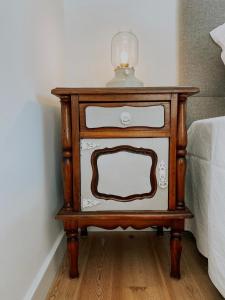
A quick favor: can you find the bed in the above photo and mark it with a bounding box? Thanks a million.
[185,116,225,297]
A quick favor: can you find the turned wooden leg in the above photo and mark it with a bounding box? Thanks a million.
[170,229,182,279]
[66,228,79,278]
[80,227,88,236]
[156,226,164,236]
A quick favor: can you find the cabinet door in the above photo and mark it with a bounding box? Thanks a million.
[80,138,168,211]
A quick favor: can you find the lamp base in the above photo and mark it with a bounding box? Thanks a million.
[106,67,143,87]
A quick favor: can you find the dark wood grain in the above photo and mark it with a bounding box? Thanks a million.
[65,225,79,278]
[80,130,170,139]
[156,226,164,236]
[79,94,171,102]
[57,208,193,218]
[170,219,184,278]
[169,94,178,210]
[71,96,81,211]
[80,227,88,236]
[176,95,188,210]
[51,86,199,96]
[60,96,72,210]
[56,209,193,230]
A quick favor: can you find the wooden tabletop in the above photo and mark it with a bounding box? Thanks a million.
[51,86,200,97]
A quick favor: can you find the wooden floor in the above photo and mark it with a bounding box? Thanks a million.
[46,232,223,300]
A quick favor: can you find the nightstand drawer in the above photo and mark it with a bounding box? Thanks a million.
[80,102,170,130]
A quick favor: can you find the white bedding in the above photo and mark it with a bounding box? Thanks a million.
[185,116,225,297]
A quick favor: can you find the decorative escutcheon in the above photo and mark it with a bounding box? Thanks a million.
[120,111,132,126]
[82,198,101,209]
[80,140,100,151]
[158,160,168,189]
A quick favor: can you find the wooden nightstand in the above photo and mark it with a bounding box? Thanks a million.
[51,87,199,279]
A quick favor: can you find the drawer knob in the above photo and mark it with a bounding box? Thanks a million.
[120,111,132,125]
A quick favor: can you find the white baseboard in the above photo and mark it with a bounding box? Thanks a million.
[24,231,66,300]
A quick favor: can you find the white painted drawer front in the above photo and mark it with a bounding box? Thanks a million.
[85,105,165,128]
[80,138,169,211]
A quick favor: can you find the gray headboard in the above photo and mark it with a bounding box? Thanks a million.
[179,0,225,127]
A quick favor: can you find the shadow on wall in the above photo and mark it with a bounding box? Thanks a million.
[37,95,63,219]
[1,98,62,221]
[0,97,63,300]
[8,97,64,243]
[178,0,225,127]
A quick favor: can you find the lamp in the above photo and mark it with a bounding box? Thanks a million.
[106,31,143,87]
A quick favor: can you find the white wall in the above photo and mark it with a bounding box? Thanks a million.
[64,0,178,87]
[0,1,65,299]
[63,0,178,231]
[0,1,179,298]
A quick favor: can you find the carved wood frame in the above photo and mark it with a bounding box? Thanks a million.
[91,145,158,202]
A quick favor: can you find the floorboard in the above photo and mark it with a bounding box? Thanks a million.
[46,232,223,300]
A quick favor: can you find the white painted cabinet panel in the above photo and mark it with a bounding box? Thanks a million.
[98,152,152,196]
[80,138,168,211]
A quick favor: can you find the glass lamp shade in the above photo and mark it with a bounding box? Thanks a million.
[106,31,143,87]
[111,31,138,69]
